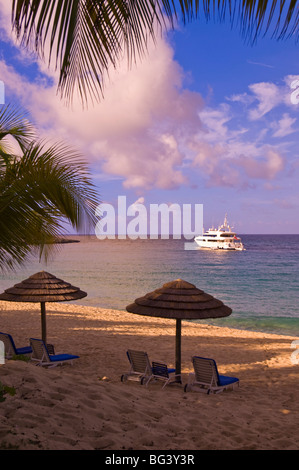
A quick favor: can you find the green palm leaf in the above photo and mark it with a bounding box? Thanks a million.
[0,107,99,271]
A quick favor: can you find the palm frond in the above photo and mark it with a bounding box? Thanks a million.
[11,1,299,105]
[0,137,100,271]
[0,104,36,157]
[228,0,299,42]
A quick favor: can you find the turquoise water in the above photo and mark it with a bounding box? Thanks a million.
[0,234,298,337]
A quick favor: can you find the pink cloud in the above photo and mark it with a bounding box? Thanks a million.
[236,149,285,180]
[190,105,286,187]
[0,34,204,191]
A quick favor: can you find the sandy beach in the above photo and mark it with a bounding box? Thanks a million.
[0,299,299,451]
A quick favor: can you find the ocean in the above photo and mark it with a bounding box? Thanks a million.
[0,234,298,337]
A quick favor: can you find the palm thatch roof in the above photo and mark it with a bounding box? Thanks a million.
[0,271,87,344]
[126,279,232,319]
[0,271,87,303]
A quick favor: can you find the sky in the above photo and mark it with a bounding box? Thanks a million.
[0,2,298,234]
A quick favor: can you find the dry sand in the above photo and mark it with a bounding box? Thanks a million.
[0,300,299,451]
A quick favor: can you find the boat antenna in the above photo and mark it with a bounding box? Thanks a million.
[224,213,228,228]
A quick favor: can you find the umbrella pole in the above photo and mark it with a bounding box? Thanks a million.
[40,302,47,344]
[175,318,182,382]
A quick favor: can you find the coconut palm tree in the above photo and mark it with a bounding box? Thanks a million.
[0,105,99,270]
[11,0,299,105]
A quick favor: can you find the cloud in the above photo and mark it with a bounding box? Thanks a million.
[198,104,232,140]
[226,92,254,106]
[0,47,291,192]
[248,82,282,120]
[0,2,15,39]
[191,140,285,188]
[0,30,204,191]
[271,113,297,138]
[236,149,285,180]
[273,198,295,209]
[227,76,299,119]
[190,104,286,188]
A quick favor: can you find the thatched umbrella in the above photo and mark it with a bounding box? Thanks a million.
[126,279,232,380]
[0,271,87,344]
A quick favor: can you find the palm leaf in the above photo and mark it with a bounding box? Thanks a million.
[0,104,35,159]
[0,139,99,271]
[11,1,299,105]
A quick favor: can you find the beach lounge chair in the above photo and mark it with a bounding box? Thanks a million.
[145,361,181,388]
[30,338,79,367]
[184,356,239,394]
[121,349,152,383]
[0,332,32,359]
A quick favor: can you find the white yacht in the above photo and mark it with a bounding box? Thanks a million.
[194,215,245,251]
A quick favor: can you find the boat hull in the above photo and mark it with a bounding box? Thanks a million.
[194,241,245,251]
[194,237,245,251]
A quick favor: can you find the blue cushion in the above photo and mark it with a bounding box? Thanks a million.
[50,354,79,362]
[218,375,239,386]
[16,346,32,355]
[151,364,176,377]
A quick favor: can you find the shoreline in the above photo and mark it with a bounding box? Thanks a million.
[0,300,299,450]
[74,301,299,339]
